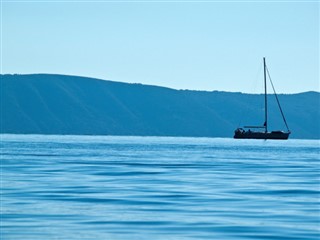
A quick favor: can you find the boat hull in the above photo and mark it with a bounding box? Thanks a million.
[234,131,290,140]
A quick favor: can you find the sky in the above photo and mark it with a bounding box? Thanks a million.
[1,0,319,93]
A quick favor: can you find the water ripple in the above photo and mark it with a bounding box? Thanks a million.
[1,135,319,240]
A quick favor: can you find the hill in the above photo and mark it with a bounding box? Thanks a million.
[1,74,319,139]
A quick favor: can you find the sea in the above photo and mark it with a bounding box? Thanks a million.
[1,134,319,240]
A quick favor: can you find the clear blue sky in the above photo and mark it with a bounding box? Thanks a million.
[1,0,319,93]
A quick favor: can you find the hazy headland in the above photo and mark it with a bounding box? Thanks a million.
[1,74,319,139]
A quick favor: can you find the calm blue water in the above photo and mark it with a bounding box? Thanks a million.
[1,134,319,239]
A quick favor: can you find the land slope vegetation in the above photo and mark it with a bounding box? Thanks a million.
[1,74,319,139]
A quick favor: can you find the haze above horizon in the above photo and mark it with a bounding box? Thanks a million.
[1,1,319,93]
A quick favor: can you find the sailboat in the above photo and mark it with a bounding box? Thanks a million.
[234,58,291,140]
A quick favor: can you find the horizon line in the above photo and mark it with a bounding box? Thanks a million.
[2,72,319,95]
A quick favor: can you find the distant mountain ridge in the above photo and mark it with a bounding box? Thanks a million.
[1,74,319,139]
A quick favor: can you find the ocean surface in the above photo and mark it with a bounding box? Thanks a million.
[1,134,319,240]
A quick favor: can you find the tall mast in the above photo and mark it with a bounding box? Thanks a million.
[264,57,268,133]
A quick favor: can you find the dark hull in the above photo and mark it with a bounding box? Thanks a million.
[234,131,290,140]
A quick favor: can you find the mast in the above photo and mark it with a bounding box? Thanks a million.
[264,57,268,133]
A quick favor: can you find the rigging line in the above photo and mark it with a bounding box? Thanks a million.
[266,66,290,132]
